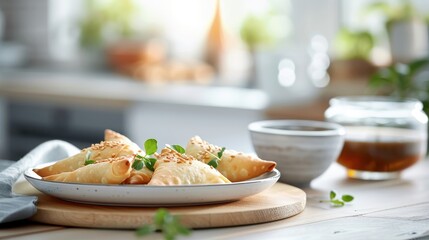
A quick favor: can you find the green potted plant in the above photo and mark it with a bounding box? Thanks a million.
[369,58,429,113]
[369,57,429,151]
[329,28,377,81]
[77,0,137,68]
[79,0,136,48]
[364,0,428,63]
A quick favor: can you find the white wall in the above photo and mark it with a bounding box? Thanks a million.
[290,0,340,53]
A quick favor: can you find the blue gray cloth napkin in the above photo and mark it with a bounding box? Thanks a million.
[0,140,79,224]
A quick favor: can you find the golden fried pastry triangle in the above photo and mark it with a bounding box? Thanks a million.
[148,148,230,185]
[104,129,153,184]
[104,129,141,152]
[43,156,132,184]
[123,167,153,184]
[34,141,140,177]
[185,136,276,182]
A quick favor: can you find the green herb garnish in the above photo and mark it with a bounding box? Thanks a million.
[133,139,158,171]
[321,190,354,207]
[85,160,96,165]
[217,147,225,158]
[144,139,158,155]
[131,158,144,170]
[167,144,185,154]
[136,208,191,240]
[84,150,95,165]
[341,194,354,202]
[134,156,157,171]
[207,159,219,168]
[207,147,226,168]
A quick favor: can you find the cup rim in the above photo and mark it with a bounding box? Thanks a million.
[248,120,345,137]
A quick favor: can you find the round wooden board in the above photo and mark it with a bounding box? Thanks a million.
[15,181,306,229]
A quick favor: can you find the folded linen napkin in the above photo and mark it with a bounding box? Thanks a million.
[0,140,79,224]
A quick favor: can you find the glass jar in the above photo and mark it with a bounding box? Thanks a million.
[325,96,428,180]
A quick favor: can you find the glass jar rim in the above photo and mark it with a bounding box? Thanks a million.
[329,96,423,110]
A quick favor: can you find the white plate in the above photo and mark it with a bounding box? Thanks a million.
[24,163,280,206]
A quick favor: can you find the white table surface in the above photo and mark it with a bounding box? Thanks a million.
[2,159,429,240]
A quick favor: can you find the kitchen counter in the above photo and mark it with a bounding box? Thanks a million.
[0,68,269,110]
[0,68,369,160]
[2,159,429,240]
[0,69,269,159]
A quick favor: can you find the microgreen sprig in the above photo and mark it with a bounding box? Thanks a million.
[132,139,158,171]
[207,147,226,168]
[167,144,186,154]
[84,150,95,165]
[136,208,191,240]
[321,190,354,207]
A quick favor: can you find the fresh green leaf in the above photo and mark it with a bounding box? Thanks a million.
[368,57,429,106]
[170,144,185,154]
[84,151,95,165]
[217,147,226,159]
[154,208,168,227]
[408,58,429,76]
[144,157,157,171]
[84,160,96,166]
[322,191,354,207]
[330,190,336,200]
[133,155,157,171]
[330,199,345,207]
[205,148,226,168]
[144,139,158,155]
[135,225,156,236]
[341,195,354,202]
[163,214,174,227]
[207,159,219,168]
[132,159,144,170]
[133,139,159,171]
[136,208,191,239]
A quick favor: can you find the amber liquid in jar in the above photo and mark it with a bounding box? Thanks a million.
[337,126,426,172]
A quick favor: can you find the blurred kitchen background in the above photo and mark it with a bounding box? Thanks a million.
[1,0,429,160]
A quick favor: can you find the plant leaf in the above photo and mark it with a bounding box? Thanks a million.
[330,190,336,200]
[217,147,226,158]
[408,58,429,77]
[154,208,168,227]
[132,159,144,170]
[144,157,157,171]
[369,75,390,88]
[84,151,95,165]
[135,225,156,236]
[342,195,354,202]
[171,144,185,154]
[84,160,95,166]
[144,139,158,155]
[136,208,191,239]
[330,199,345,207]
[207,159,219,168]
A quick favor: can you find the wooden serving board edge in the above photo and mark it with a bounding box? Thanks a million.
[30,198,306,229]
